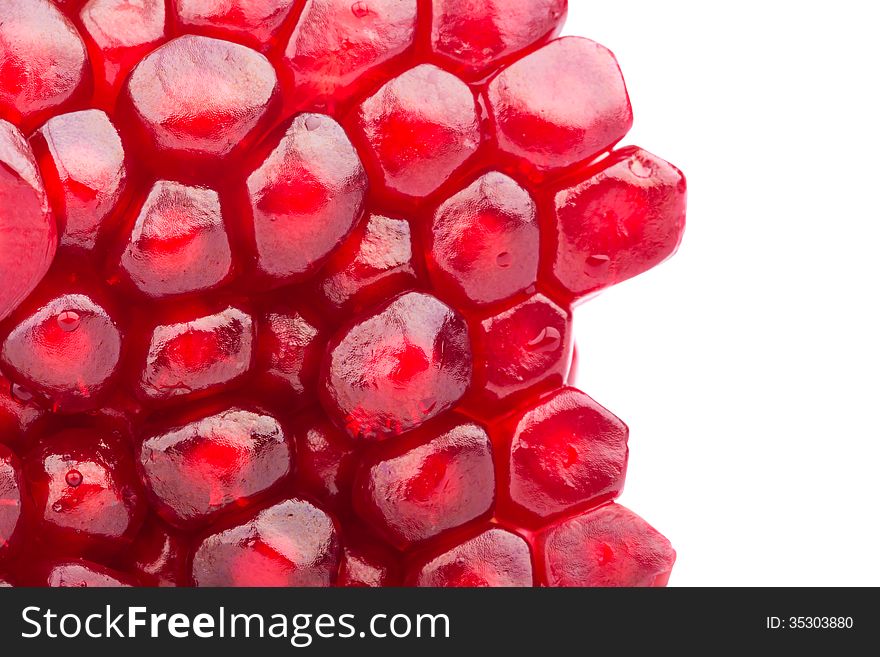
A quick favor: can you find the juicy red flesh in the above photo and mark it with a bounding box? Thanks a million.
[0,121,57,322]
[138,406,291,528]
[117,180,232,298]
[427,172,539,307]
[408,527,533,587]
[505,387,629,525]
[30,110,127,251]
[23,427,146,559]
[191,497,340,586]
[353,419,495,549]
[0,0,684,587]
[321,292,472,440]
[538,503,676,587]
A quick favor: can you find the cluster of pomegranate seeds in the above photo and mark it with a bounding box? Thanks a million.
[0,0,684,587]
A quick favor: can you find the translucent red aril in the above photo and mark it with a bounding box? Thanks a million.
[353,64,481,199]
[283,0,418,109]
[0,446,25,556]
[30,110,127,251]
[174,0,297,48]
[245,113,368,285]
[23,428,146,558]
[316,213,416,317]
[118,181,233,298]
[124,35,278,161]
[338,536,398,587]
[126,517,191,586]
[353,420,495,549]
[321,292,472,440]
[550,147,688,301]
[471,294,572,405]
[138,407,292,528]
[293,410,358,509]
[539,503,676,587]
[486,37,632,174]
[136,306,255,402]
[0,0,89,132]
[0,374,44,446]
[427,171,539,307]
[1,293,122,412]
[0,2,683,587]
[430,0,566,78]
[41,560,138,587]
[408,527,533,587]
[505,388,628,524]
[191,497,340,586]
[255,304,325,404]
[0,121,57,322]
[79,0,167,104]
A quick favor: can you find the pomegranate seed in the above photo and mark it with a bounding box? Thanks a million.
[138,406,292,528]
[192,497,340,586]
[538,503,676,587]
[352,419,495,549]
[408,527,533,587]
[0,121,57,322]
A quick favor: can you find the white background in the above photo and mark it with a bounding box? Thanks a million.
[564,2,880,586]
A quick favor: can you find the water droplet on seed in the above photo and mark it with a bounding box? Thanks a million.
[65,469,83,488]
[57,310,81,332]
[526,327,562,353]
[51,502,64,513]
[628,157,654,179]
[351,1,369,18]
[10,383,34,404]
[496,251,512,268]
[586,254,611,270]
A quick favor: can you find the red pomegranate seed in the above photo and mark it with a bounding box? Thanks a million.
[0,0,90,132]
[504,387,628,525]
[0,374,45,446]
[408,527,533,587]
[283,0,418,110]
[117,180,233,299]
[174,0,298,49]
[352,419,495,549]
[293,409,359,510]
[136,306,255,402]
[321,292,472,440]
[139,406,292,528]
[486,37,632,175]
[0,1,684,587]
[0,121,57,322]
[538,503,676,587]
[1,293,123,412]
[30,110,127,251]
[125,516,191,587]
[470,294,573,407]
[191,497,340,586]
[244,113,367,284]
[315,213,416,317]
[352,64,481,200]
[427,171,540,307]
[23,427,146,558]
[123,35,279,162]
[255,304,326,404]
[549,147,687,302]
[429,0,566,78]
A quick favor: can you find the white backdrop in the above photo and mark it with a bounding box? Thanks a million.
[563,1,880,586]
